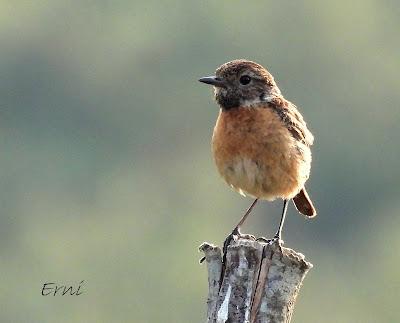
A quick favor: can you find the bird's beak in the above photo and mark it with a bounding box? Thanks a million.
[198,76,226,88]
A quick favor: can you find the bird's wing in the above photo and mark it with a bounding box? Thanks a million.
[268,97,314,146]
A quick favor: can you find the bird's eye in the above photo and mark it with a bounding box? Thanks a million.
[239,75,251,85]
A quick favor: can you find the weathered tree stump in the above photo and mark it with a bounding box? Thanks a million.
[199,237,312,323]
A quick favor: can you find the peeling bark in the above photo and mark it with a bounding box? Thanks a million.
[200,237,312,323]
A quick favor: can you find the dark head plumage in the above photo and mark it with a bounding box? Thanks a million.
[199,59,281,110]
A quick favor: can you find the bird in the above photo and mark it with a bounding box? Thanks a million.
[199,59,316,249]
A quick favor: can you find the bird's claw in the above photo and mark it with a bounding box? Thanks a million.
[223,228,257,259]
[270,236,284,246]
[222,229,239,257]
[256,236,271,243]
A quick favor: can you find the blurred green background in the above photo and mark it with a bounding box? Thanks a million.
[1,1,399,322]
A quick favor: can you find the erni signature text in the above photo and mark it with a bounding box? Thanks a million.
[42,280,84,296]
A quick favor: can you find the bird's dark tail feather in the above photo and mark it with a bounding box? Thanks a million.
[293,188,317,217]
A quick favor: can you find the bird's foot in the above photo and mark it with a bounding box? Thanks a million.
[222,228,239,257]
[256,236,271,243]
[270,234,284,246]
[256,236,284,245]
[222,228,256,258]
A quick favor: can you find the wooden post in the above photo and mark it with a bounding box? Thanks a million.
[199,237,312,323]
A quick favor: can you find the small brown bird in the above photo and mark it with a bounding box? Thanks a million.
[199,59,316,245]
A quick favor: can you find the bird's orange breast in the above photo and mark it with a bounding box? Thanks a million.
[212,106,310,200]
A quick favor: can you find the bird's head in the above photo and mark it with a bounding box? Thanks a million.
[199,59,281,110]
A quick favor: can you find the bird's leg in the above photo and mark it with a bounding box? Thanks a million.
[273,199,289,243]
[222,198,258,257]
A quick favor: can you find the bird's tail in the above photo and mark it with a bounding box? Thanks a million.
[293,188,317,217]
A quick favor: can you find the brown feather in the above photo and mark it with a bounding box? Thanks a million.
[206,59,317,218]
[267,96,314,147]
[292,188,317,217]
[212,106,311,201]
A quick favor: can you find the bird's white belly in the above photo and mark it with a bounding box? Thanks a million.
[222,157,273,200]
[220,155,307,201]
